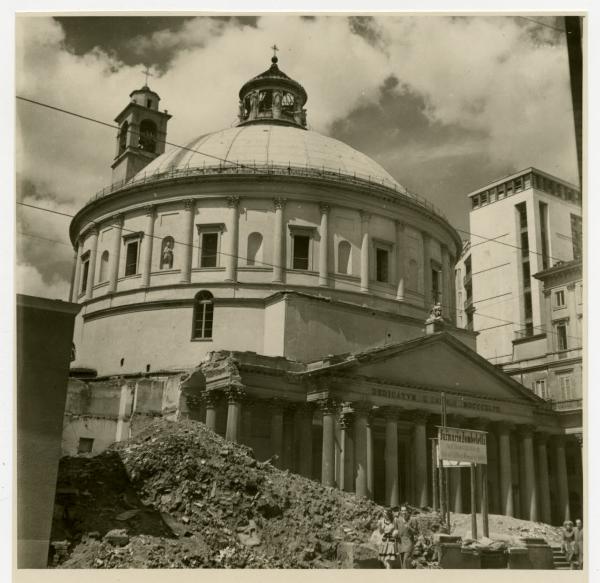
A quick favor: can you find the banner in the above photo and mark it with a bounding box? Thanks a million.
[438,426,487,464]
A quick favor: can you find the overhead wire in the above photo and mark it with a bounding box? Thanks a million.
[17,200,583,344]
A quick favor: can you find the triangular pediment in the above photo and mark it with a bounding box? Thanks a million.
[330,333,541,405]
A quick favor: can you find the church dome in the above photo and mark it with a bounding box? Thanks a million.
[132,123,407,194]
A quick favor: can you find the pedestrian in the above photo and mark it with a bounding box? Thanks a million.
[574,518,583,570]
[561,520,576,567]
[377,508,399,569]
[396,505,418,569]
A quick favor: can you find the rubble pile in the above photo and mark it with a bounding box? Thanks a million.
[51,419,382,568]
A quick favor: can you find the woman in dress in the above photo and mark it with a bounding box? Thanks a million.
[561,520,576,566]
[377,508,399,569]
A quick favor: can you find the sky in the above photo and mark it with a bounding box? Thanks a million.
[14,13,579,300]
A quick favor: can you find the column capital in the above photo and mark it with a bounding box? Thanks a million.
[319,202,330,214]
[404,409,429,425]
[382,407,400,421]
[350,400,373,415]
[183,198,195,211]
[572,433,583,447]
[273,197,287,210]
[339,411,354,431]
[201,389,222,408]
[449,414,468,427]
[84,224,99,238]
[534,431,551,445]
[516,424,536,438]
[394,219,406,231]
[144,204,156,217]
[226,195,240,208]
[317,398,339,416]
[421,231,431,242]
[550,433,567,448]
[225,385,246,404]
[493,420,514,434]
[112,213,124,227]
[268,397,286,412]
[471,417,492,431]
[360,210,371,223]
[566,282,576,291]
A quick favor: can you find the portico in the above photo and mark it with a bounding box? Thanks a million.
[181,331,576,526]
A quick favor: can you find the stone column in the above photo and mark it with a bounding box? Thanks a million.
[384,410,399,507]
[353,403,371,497]
[140,205,155,287]
[71,237,83,301]
[179,199,195,283]
[552,436,571,523]
[318,203,330,287]
[270,399,284,468]
[422,232,431,307]
[535,433,552,524]
[107,214,123,293]
[272,198,286,283]
[225,386,244,443]
[366,412,375,499]
[241,399,253,446]
[340,412,354,492]
[203,391,219,432]
[84,226,99,301]
[360,211,370,293]
[395,221,406,300]
[519,426,538,521]
[320,400,337,487]
[224,196,240,282]
[496,422,514,517]
[297,404,314,479]
[412,411,429,507]
[451,465,463,513]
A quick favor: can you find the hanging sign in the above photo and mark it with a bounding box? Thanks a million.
[437,426,487,464]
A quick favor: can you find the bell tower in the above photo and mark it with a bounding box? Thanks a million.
[111,76,172,185]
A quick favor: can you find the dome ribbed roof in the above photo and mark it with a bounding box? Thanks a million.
[132,124,406,193]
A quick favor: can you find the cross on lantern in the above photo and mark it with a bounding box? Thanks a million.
[271,44,279,58]
[141,67,154,86]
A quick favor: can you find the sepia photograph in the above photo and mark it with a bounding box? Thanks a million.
[13,9,586,575]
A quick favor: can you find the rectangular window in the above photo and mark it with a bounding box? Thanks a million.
[524,174,532,189]
[497,184,505,199]
[522,261,531,282]
[293,235,310,270]
[376,248,389,282]
[506,181,514,196]
[480,192,488,205]
[431,268,441,301]
[125,240,139,276]
[77,437,94,454]
[472,195,479,209]
[524,291,533,319]
[520,231,530,257]
[200,232,219,267]
[556,323,568,351]
[554,290,566,308]
[570,214,582,260]
[516,202,528,229]
[539,201,550,269]
[489,187,497,203]
[514,177,523,192]
[559,374,574,400]
[532,379,548,400]
[80,258,90,294]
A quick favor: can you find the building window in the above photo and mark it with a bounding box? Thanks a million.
[77,437,94,454]
[570,214,582,260]
[480,191,488,205]
[200,233,219,267]
[516,202,528,229]
[539,201,550,269]
[558,374,574,400]
[99,250,109,282]
[556,322,568,351]
[506,181,514,196]
[375,247,390,282]
[524,291,533,319]
[160,236,175,269]
[337,240,351,275]
[247,232,263,266]
[532,379,548,400]
[497,184,505,199]
[524,174,532,189]
[125,240,140,276]
[192,291,214,340]
[472,195,479,209]
[80,252,90,294]
[292,234,310,270]
[431,267,441,302]
[118,121,128,155]
[554,290,566,308]
[514,177,523,193]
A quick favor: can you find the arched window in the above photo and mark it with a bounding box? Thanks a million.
[337,240,351,275]
[407,259,419,291]
[99,250,110,282]
[118,121,128,155]
[160,236,175,269]
[192,291,214,340]
[247,232,263,266]
[139,119,157,153]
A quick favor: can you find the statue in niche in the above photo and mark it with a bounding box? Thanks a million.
[238,100,246,120]
[273,90,282,109]
[426,302,444,323]
[161,240,174,269]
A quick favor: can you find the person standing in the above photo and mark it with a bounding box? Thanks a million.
[574,519,583,570]
[561,520,576,567]
[396,505,418,569]
[377,508,399,569]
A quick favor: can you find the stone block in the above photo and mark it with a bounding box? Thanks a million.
[337,542,382,569]
[508,547,531,569]
[439,543,463,569]
[460,547,481,569]
[480,548,508,569]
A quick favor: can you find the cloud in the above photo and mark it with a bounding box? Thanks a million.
[14,14,579,295]
[15,263,70,300]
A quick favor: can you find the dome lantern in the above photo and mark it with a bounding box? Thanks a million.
[237,48,308,129]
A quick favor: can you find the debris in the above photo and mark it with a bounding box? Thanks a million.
[116,509,140,521]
